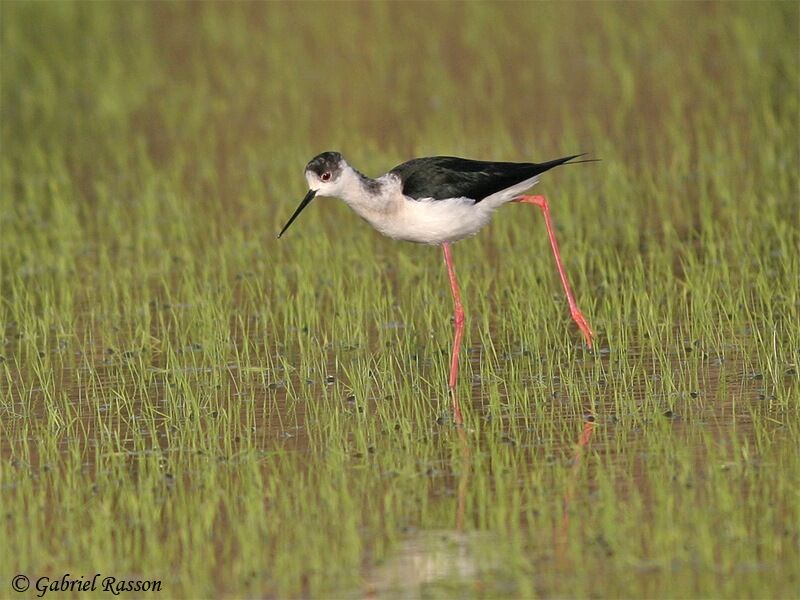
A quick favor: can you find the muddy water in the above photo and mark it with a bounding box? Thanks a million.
[2,330,781,460]
[2,284,794,599]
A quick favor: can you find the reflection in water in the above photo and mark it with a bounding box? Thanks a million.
[363,529,489,599]
[456,427,470,532]
[556,419,595,559]
[364,427,475,598]
[364,421,596,597]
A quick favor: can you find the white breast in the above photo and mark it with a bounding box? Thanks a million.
[336,170,535,245]
[378,197,495,244]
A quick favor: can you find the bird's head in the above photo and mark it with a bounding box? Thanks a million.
[304,151,346,194]
[277,151,350,238]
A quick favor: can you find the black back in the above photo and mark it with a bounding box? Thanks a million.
[390,155,583,202]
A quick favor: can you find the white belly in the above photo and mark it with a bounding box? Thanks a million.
[369,197,496,245]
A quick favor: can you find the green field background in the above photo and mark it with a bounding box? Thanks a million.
[2,2,798,598]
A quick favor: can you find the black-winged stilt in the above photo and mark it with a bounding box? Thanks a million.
[278,152,595,424]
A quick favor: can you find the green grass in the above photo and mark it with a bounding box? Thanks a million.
[1,2,798,598]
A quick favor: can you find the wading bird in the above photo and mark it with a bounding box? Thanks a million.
[278,152,595,424]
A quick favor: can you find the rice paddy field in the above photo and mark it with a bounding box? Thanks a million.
[2,2,799,598]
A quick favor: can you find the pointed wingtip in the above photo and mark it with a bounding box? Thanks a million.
[565,153,601,165]
[537,153,600,172]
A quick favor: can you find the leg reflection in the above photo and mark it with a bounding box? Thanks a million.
[456,427,470,531]
[556,419,595,558]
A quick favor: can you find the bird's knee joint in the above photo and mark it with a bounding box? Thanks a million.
[517,194,547,209]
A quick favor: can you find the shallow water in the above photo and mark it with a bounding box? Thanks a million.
[3,321,795,598]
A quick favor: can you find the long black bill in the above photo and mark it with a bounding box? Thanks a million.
[277,189,317,238]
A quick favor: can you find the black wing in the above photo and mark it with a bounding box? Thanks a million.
[389,155,583,202]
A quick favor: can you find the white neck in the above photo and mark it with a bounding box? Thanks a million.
[334,165,387,209]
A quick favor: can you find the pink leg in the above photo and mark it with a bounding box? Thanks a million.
[515,195,594,348]
[442,242,465,425]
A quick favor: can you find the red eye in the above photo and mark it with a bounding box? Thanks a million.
[321,172,331,182]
